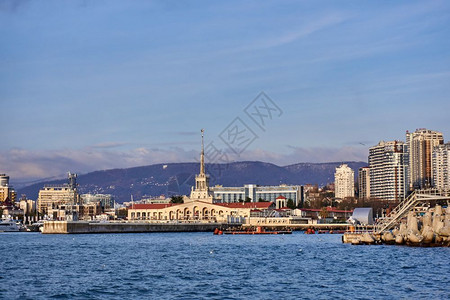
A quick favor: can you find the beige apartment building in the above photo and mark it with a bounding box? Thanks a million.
[358,167,370,199]
[37,173,80,215]
[406,128,444,189]
[38,185,79,215]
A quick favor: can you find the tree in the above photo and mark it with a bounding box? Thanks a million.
[244,197,252,203]
[258,198,268,202]
[286,199,296,210]
[117,208,128,219]
[319,207,329,219]
[170,196,184,204]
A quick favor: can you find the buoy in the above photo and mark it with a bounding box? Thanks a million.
[218,230,223,235]
[213,228,219,235]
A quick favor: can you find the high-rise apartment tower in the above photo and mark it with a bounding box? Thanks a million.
[369,141,407,201]
[334,164,355,199]
[406,129,444,189]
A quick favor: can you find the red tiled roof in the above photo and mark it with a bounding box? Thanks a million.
[217,202,273,209]
[128,203,177,210]
[276,195,286,199]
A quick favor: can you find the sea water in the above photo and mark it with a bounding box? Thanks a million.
[1,232,448,299]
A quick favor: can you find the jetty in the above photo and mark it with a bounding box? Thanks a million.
[343,189,450,246]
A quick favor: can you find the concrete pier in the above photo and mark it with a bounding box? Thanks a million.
[42,221,352,234]
[42,221,229,234]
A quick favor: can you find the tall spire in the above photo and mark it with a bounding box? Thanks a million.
[200,129,205,175]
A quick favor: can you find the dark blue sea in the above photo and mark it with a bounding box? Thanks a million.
[1,232,449,299]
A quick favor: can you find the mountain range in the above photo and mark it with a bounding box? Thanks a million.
[17,161,367,203]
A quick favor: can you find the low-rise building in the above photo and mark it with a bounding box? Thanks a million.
[211,184,304,207]
[19,198,36,215]
[47,203,102,221]
[38,173,80,215]
[128,201,275,222]
[296,207,353,222]
[81,193,114,209]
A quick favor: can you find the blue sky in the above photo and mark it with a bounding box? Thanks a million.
[1,0,450,183]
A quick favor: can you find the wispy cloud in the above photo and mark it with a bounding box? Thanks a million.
[91,142,128,149]
[171,131,198,136]
[0,147,197,182]
[226,13,348,53]
[1,145,368,183]
[0,0,30,13]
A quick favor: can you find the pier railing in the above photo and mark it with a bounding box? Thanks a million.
[374,189,450,234]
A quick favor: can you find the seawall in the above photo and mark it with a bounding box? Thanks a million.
[42,221,352,234]
[42,221,229,234]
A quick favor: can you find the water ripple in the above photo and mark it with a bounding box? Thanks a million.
[1,232,449,299]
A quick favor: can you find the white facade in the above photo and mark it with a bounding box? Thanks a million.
[432,143,450,191]
[211,184,303,207]
[369,141,407,201]
[334,164,354,199]
[81,194,114,208]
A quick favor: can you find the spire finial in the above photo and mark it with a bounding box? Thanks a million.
[200,129,205,175]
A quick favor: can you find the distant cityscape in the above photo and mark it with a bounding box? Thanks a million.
[1,127,449,226]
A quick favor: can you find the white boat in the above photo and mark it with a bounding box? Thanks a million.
[0,219,21,232]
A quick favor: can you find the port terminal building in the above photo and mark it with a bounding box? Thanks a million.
[128,130,308,222]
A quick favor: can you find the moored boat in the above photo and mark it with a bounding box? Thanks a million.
[215,226,292,235]
[0,219,21,232]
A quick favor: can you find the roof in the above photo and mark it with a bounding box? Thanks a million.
[352,207,374,225]
[128,203,177,210]
[216,202,273,209]
[300,207,353,213]
[276,195,286,199]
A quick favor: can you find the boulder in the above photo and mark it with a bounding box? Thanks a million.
[382,231,395,243]
[361,232,375,244]
[407,229,424,244]
[421,225,434,243]
[395,235,404,244]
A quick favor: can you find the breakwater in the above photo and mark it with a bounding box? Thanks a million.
[343,204,450,247]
